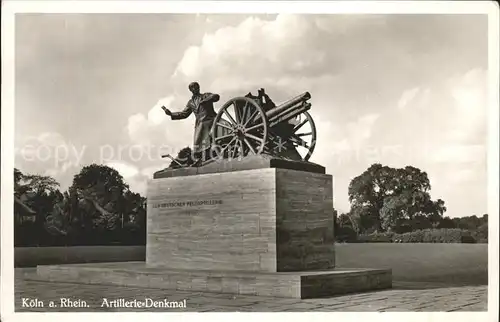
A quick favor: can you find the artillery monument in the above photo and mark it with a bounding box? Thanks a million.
[36,86,392,299]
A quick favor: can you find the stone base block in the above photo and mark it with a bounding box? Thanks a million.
[147,167,335,272]
[36,262,392,299]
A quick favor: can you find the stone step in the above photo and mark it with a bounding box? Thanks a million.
[36,262,392,299]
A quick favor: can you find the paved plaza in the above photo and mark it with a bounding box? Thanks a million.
[14,268,487,312]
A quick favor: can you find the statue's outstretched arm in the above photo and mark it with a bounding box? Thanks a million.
[170,104,192,120]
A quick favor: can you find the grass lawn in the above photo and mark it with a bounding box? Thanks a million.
[14,243,488,288]
[335,243,488,288]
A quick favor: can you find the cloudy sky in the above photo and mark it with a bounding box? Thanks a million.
[15,13,488,217]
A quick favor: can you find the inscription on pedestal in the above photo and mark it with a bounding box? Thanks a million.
[152,199,223,208]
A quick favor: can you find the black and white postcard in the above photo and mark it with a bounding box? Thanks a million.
[1,1,498,322]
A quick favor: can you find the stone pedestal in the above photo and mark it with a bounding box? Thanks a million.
[35,156,392,299]
[147,168,335,272]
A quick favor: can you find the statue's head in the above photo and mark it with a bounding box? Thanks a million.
[188,82,200,95]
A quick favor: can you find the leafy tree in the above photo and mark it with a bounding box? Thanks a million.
[337,213,352,227]
[453,215,482,230]
[476,220,488,242]
[69,164,147,244]
[14,168,37,224]
[438,216,456,229]
[14,168,22,180]
[14,165,148,246]
[335,210,360,242]
[44,191,70,236]
[70,164,129,231]
[72,164,128,194]
[447,214,488,242]
[14,168,60,203]
[21,172,61,233]
[21,174,60,195]
[14,168,62,245]
[122,190,147,245]
[341,210,363,234]
[348,163,446,232]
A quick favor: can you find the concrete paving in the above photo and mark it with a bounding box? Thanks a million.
[14,268,487,312]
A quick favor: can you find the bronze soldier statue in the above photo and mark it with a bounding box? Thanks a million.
[162,82,220,166]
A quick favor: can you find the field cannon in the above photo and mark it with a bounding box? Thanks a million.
[209,88,317,162]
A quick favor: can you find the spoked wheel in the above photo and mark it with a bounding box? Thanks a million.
[210,97,269,160]
[286,111,317,161]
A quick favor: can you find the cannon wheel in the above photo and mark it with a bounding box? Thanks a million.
[210,97,269,159]
[289,111,317,161]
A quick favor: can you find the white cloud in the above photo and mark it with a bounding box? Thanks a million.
[37,132,67,146]
[397,87,420,110]
[126,93,194,153]
[312,113,380,168]
[127,114,151,146]
[140,166,161,178]
[391,68,487,155]
[346,113,380,145]
[126,95,177,145]
[44,160,75,177]
[172,14,332,91]
[126,165,167,195]
[149,96,176,125]
[447,68,487,142]
[106,161,139,179]
[15,132,83,178]
[431,144,485,164]
[451,168,477,183]
[104,160,154,195]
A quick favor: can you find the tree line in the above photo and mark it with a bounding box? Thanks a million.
[334,163,488,242]
[14,164,146,246]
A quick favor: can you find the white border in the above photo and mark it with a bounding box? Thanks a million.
[1,1,499,322]
[486,0,499,318]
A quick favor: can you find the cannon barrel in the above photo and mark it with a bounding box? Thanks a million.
[269,102,311,125]
[269,103,311,127]
[265,92,311,120]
